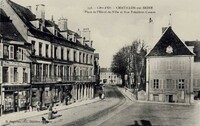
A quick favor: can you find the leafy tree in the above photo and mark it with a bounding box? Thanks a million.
[111,40,147,89]
[111,46,129,86]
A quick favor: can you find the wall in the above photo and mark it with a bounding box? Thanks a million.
[147,56,193,103]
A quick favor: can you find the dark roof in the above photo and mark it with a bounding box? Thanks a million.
[0,9,10,22]
[185,41,200,62]
[7,0,94,51]
[147,26,194,57]
[0,9,25,42]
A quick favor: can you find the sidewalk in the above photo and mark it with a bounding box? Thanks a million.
[0,97,100,126]
[117,87,192,106]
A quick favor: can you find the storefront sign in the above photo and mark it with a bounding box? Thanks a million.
[2,61,29,68]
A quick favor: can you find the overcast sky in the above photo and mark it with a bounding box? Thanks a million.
[13,0,200,68]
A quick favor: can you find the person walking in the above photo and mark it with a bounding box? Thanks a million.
[36,101,40,112]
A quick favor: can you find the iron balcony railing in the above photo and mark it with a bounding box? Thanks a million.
[32,76,96,83]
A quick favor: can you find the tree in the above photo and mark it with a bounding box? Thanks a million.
[111,46,129,86]
[111,40,147,89]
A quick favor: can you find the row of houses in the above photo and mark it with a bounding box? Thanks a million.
[0,0,100,115]
[100,68,122,85]
[146,26,200,103]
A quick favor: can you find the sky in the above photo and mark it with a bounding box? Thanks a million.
[13,0,200,68]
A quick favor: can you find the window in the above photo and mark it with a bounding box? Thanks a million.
[9,45,14,59]
[3,45,9,58]
[166,79,173,89]
[86,54,88,64]
[61,48,64,60]
[39,43,42,56]
[46,44,49,57]
[14,68,18,82]
[3,67,9,83]
[74,51,76,62]
[54,46,57,59]
[54,65,57,77]
[153,79,159,89]
[17,48,22,60]
[167,61,172,70]
[79,52,81,63]
[67,49,70,61]
[31,40,36,55]
[90,55,93,64]
[178,79,184,89]
[60,66,63,77]
[83,53,85,63]
[43,64,48,78]
[23,68,28,83]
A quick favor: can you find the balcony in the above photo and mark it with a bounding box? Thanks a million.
[32,76,96,83]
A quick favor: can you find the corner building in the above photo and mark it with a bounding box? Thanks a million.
[0,0,96,108]
[146,26,194,103]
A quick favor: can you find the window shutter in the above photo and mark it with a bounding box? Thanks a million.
[172,80,175,89]
[176,80,178,89]
[9,67,14,83]
[9,45,14,59]
[185,79,188,89]
[159,80,162,89]
[18,67,23,83]
[0,66,2,83]
[163,80,166,89]
[150,80,153,89]
[0,43,3,58]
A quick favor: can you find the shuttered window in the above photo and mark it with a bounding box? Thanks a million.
[0,43,3,58]
[10,67,14,83]
[0,66,2,83]
[9,45,14,59]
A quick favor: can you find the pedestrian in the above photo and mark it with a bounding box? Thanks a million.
[36,101,40,112]
[29,103,32,112]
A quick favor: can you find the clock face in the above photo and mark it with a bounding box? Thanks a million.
[166,45,173,54]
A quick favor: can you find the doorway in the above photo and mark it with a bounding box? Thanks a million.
[169,95,173,102]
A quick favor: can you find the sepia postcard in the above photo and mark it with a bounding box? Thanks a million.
[0,0,200,126]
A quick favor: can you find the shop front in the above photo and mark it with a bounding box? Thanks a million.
[2,85,30,114]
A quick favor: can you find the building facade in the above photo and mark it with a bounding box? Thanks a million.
[0,0,97,114]
[146,26,194,103]
[100,68,122,85]
[0,8,31,114]
[185,41,200,100]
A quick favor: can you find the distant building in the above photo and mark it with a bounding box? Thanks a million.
[100,68,122,84]
[146,26,195,103]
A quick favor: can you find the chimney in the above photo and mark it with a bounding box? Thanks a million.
[82,28,90,42]
[90,41,93,47]
[58,18,68,31]
[77,29,81,36]
[26,6,32,12]
[162,27,168,34]
[36,4,45,19]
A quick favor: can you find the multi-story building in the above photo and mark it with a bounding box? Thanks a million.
[100,68,122,85]
[185,41,200,100]
[0,0,96,113]
[146,26,195,103]
[0,8,31,114]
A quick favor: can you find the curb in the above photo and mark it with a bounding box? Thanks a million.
[118,87,192,106]
[0,98,101,126]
